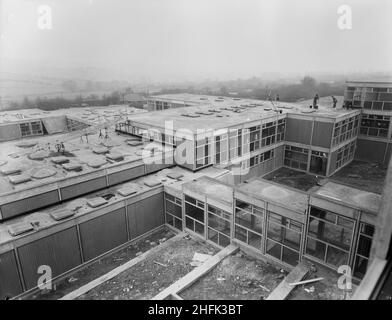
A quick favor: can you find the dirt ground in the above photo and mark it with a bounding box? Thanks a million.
[287,260,356,300]
[180,251,284,300]
[23,227,176,300]
[264,167,321,191]
[77,234,218,300]
[331,160,387,194]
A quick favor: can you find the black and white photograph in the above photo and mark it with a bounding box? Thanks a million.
[0,0,391,307]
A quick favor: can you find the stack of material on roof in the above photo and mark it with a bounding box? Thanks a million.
[50,208,75,221]
[92,146,109,154]
[29,150,50,160]
[87,157,107,168]
[9,174,31,184]
[127,140,143,146]
[166,172,184,180]
[0,166,22,175]
[144,178,162,187]
[51,156,70,164]
[32,168,57,179]
[8,222,34,237]
[87,197,108,208]
[106,152,124,161]
[62,162,82,171]
[16,141,38,148]
[118,184,139,196]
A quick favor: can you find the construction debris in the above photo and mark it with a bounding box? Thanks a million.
[289,277,324,287]
[304,286,315,293]
[153,261,167,268]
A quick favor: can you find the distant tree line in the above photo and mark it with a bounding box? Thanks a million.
[5,91,124,111]
[155,76,345,102]
[251,77,345,102]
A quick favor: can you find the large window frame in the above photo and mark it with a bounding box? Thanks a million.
[234,200,264,250]
[184,195,205,236]
[164,193,183,231]
[266,211,303,266]
[306,207,355,269]
[353,222,374,279]
[207,204,231,247]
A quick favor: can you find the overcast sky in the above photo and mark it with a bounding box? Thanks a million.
[1,0,391,81]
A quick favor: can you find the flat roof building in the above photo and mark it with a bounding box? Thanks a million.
[1,82,391,300]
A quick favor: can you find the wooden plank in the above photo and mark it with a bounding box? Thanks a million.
[266,262,309,300]
[59,232,185,300]
[152,244,239,300]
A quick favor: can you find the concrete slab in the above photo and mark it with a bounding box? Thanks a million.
[237,178,308,213]
[8,174,31,184]
[50,208,75,221]
[86,197,108,208]
[8,222,34,237]
[314,181,381,214]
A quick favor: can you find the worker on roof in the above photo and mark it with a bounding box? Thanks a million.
[332,96,337,108]
[276,94,280,102]
[313,94,319,109]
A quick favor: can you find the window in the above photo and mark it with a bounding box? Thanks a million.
[332,115,359,147]
[207,204,231,247]
[234,199,264,250]
[306,207,355,268]
[310,151,328,176]
[185,196,205,236]
[359,114,390,138]
[335,141,356,170]
[165,193,182,231]
[214,134,228,164]
[196,137,212,168]
[261,121,276,147]
[266,212,303,266]
[284,145,308,171]
[276,119,286,142]
[31,121,43,135]
[353,223,374,279]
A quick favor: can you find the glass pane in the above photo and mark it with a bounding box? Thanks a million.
[219,234,231,247]
[353,256,369,279]
[208,228,219,244]
[195,221,205,236]
[306,237,326,261]
[235,225,247,243]
[248,231,262,250]
[326,245,349,267]
[282,246,300,266]
[266,239,281,260]
[186,217,194,230]
[174,217,183,231]
[357,235,372,258]
[166,213,174,225]
[185,203,204,222]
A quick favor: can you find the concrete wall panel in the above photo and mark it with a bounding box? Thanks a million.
[127,193,164,239]
[107,165,145,186]
[60,177,107,200]
[1,190,60,219]
[0,250,23,299]
[312,121,333,148]
[18,227,81,290]
[0,124,21,141]
[285,118,312,145]
[355,139,387,163]
[79,208,128,261]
